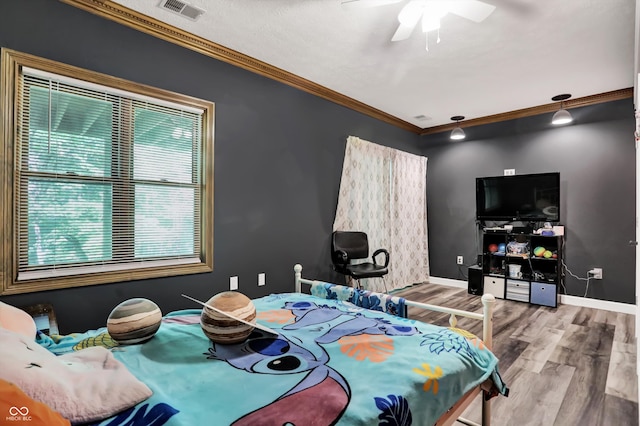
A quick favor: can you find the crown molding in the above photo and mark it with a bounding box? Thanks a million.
[59,0,422,134]
[419,88,634,136]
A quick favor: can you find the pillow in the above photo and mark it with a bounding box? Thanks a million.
[0,301,37,339]
[0,378,70,426]
[0,327,152,423]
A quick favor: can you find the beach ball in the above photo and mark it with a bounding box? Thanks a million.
[533,246,546,257]
[200,291,256,344]
[107,298,162,345]
[543,250,553,259]
[488,244,498,253]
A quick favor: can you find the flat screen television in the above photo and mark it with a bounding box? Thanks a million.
[476,172,560,222]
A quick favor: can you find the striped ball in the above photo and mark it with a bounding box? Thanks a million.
[200,291,256,344]
[107,298,162,345]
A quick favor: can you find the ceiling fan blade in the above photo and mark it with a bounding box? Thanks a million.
[340,0,403,10]
[391,23,417,41]
[391,0,425,41]
[447,0,496,22]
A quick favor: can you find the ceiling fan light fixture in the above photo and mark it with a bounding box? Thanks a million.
[422,14,442,32]
[551,93,573,126]
[425,2,450,20]
[389,0,496,49]
[450,115,466,141]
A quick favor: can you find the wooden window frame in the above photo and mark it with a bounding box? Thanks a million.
[0,48,214,295]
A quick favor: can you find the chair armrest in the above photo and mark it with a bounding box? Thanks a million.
[372,249,390,268]
[333,249,349,267]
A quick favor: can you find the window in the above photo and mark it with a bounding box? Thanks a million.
[1,49,214,294]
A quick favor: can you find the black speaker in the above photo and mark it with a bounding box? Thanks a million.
[468,266,483,295]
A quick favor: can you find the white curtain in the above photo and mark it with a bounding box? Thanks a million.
[390,148,430,290]
[333,136,429,292]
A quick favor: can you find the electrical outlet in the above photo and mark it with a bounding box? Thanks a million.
[258,273,265,286]
[589,268,603,279]
[457,256,464,265]
[230,276,238,290]
[504,169,515,176]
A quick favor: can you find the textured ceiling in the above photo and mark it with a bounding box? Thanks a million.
[113,0,636,128]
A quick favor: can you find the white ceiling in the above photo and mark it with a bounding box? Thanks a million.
[113,0,636,129]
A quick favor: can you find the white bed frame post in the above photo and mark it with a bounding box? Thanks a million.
[294,263,303,293]
[481,293,495,426]
[480,293,495,351]
[456,294,495,426]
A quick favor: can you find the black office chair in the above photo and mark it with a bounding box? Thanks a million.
[331,231,390,291]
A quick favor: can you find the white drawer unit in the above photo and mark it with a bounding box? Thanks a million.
[483,276,505,299]
[506,279,530,303]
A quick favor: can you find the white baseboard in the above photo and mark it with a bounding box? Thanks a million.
[429,276,636,315]
[558,294,636,315]
[428,276,468,289]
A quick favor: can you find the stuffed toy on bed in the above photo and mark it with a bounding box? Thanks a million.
[0,302,71,423]
[0,301,153,424]
[0,301,37,339]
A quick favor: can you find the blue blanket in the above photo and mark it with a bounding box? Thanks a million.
[38,293,507,425]
[309,282,407,318]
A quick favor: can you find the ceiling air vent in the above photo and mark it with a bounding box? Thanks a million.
[158,0,205,21]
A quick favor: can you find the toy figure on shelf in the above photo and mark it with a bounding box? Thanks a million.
[506,238,529,258]
[534,222,555,236]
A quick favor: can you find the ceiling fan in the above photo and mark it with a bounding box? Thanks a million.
[341,0,496,49]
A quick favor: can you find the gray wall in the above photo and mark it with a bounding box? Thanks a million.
[421,99,636,305]
[0,0,420,333]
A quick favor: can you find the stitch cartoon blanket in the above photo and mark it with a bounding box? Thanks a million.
[38,293,507,425]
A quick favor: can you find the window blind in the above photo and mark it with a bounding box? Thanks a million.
[17,69,204,280]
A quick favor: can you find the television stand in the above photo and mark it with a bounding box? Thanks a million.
[473,230,563,308]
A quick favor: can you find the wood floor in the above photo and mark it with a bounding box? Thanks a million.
[394,284,639,426]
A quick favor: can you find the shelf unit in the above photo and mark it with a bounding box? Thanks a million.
[479,231,562,307]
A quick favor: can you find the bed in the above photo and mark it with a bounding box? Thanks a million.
[0,264,507,426]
